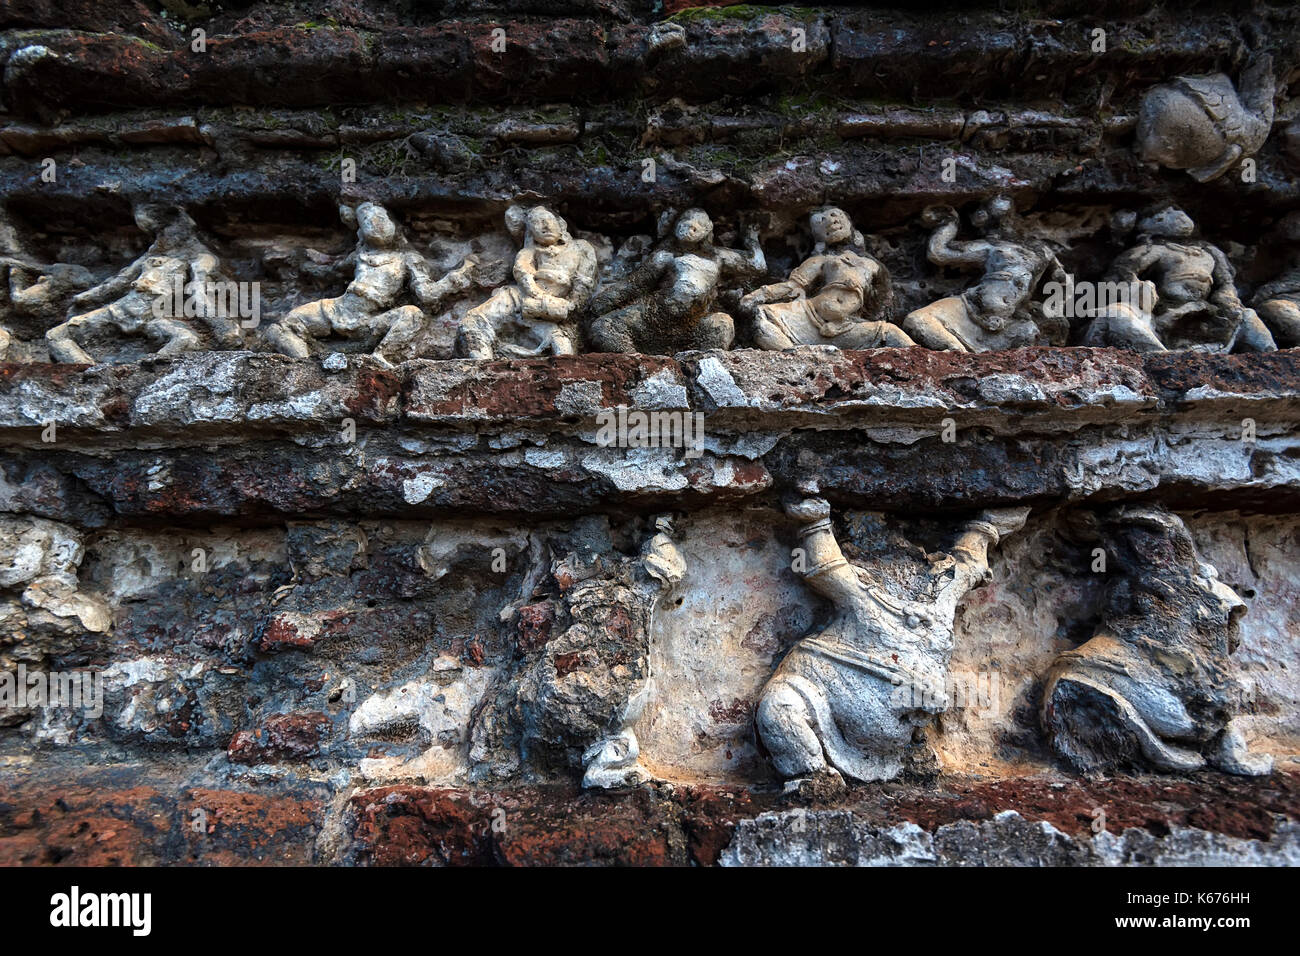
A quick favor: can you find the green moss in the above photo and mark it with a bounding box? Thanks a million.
[666,4,826,24]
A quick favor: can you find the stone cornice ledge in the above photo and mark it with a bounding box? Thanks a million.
[0,347,1297,521]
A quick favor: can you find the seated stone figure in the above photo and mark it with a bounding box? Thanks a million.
[456,205,597,360]
[755,495,1027,785]
[46,205,241,364]
[588,208,765,354]
[1135,55,1275,183]
[1043,506,1272,776]
[267,202,476,364]
[1082,206,1275,353]
[741,207,915,350]
[1252,211,1300,349]
[902,198,1068,352]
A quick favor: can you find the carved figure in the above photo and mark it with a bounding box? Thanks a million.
[456,205,597,360]
[1252,211,1300,349]
[588,208,765,354]
[469,516,685,789]
[0,207,93,361]
[1043,506,1272,776]
[1136,55,1276,182]
[755,496,1028,785]
[267,202,475,364]
[46,205,240,364]
[902,198,1067,352]
[741,208,915,350]
[1082,206,1275,352]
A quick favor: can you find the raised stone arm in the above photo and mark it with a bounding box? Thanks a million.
[68,259,141,312]
[938,506,1030,601]
[785,496,862,608]
[716,223,767,279]
[408,252,477,309]
[924,206,989,269]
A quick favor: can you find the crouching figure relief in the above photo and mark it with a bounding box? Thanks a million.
[1042,506,1272,776]
[267,202,476,364]
[456,205,598,360]
[588,208,765,354]
[756,496,1028,785]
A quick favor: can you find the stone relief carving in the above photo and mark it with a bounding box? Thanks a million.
[587,208,765,354]
[469,516,685,790]
[266,201,476,365]
[900,198,1069,352]
[1136,55,1276,182]
[755,495,1028,786]
[456,205,597,360]
[1081,206,1276,353]
[0,516,110,637]
[45,205,243,364]
[1043,506,1272,777]
[741,207,915,350]
[5,194,1298,366]
[1253,211,1300,349]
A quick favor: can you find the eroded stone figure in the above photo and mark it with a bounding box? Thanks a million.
[741,207,915,350]
[902,198,1068,352]
[456,205,597,360]
[1252,211,1300,349]
[588,208,765,354]
[1136,55,1276,182]
[1082,206,1275,353]
[267,202,476,364]
[0,207,93,361]
[46,205,241,364]
[1043,506,1272,776]
[0,516,110,636]
[756,496,1027,785]
[469,516,685,789]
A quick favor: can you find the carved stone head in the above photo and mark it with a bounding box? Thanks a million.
[810,207,854,247]
[354,202,397,247]
[1135,59,1275,182]
[673,208,714,247]
[525,206,567,247]
[1137,205,1196,239]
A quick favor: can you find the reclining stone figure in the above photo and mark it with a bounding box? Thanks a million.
[588,208,765,355]
[1135,55,1276,183]
[741,207,915,350]
[267,202,476,364]
[902,198,1068,352]
[1043,506,1272,776]
[46,205,242,364]
[1252,211,1300,349]
[755,495,1028,786]
[456,205,597,360]
[1081,206,1275,352]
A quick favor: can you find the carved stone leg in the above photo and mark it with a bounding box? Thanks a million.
[1229,307,1278,353]
[372,305,426,364]
[147,317,202,357]
[1256,297,1300,348]
[751,304,799,350]
[694,311,735,350]
[902,298,970,351]
[755,679,827,778]
[589,303,646,354]
[456,288,516,360]
[46,311,102,364]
